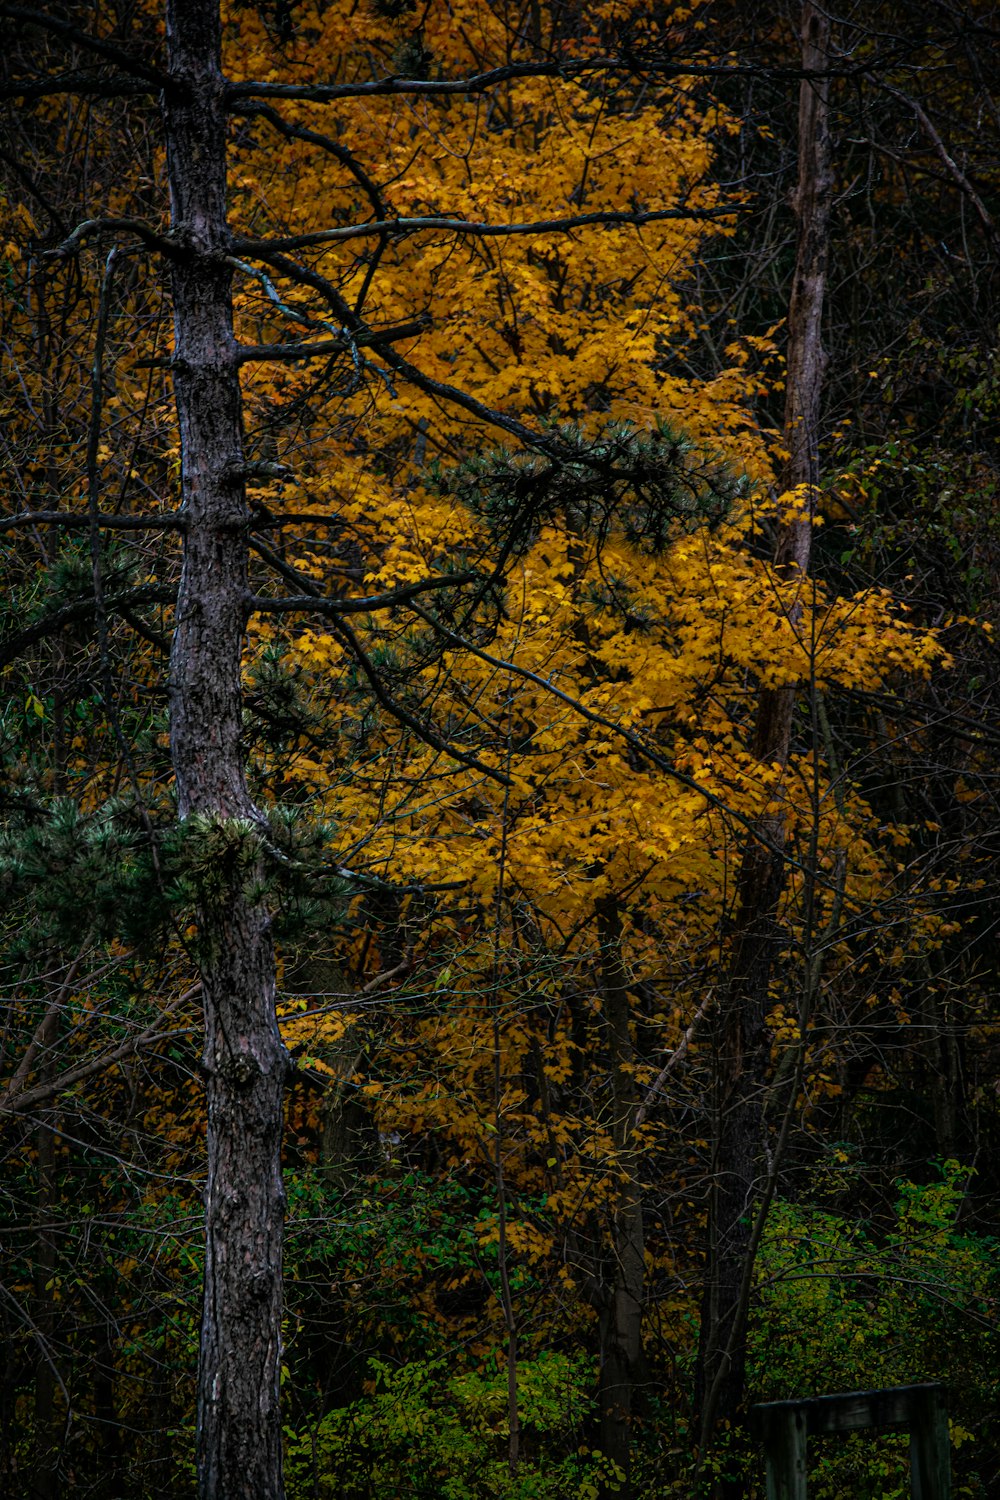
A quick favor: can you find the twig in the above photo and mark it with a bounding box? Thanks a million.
[633,992,714,1128]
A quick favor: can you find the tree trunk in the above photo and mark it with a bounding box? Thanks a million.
[286,957,375,1188]
[32,1108,60,1500]
[695,0,832,1472]
[163,3,290,1496]
[595,898,647,1500]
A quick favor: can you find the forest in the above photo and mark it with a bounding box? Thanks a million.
[0,0,997,1496]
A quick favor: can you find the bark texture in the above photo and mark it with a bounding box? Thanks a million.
[695,0,832,1471]
[163,2,290,1495]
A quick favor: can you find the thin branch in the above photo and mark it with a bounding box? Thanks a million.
[0,145,68,235]
[244,246,563,455]
[0,987,200,1118]
[230,101,388,221]
[0,511,182,534]
[46,217,173,260]
[840,683,1000,750]
[377,342,565,453]
[235,316,429,363]
[0,6,169,87]
[244,536,500,779]
[232,203,734,256]
[1,952,92,1107]
[229,255,333,333]
[246,573,477,617]
[248,524,467,608]
[633,992,714,1128]
[0,586,176,668]
[119,605,170,654]
[875,77,1000,252]
[328,611,508,785]
[224,56,868,107]
[250,512,347,531]
[0,1280,74,1431]
[0,71,155,102]
[404,600,850,887]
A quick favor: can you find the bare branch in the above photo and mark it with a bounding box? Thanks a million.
[633,992,714,1128]
[0,5,167,85]
[119,605,171,654]
[403,599,851,886]
[243,535,501,782]
[225,56,864,107]
[0,987,200,1118]
[235,316,430,364]
[0,511,182,535]
[0,586,176,668]
[376,340,564,453]
[876,77,1000,253]
[244,245,564,455]
[232,203,734,257]
[230,101,388,221]
[328,610,508,785]
[246,572,477,618]
[0,145,68,234]
[1,952,92,1108]
[0,70,155,102]
[46,216,174,259]
[250,512,345,530]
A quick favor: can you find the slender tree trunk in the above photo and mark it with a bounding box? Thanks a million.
[32,1108,60,1500]
[695,0,832,1473]
[595,898,647,1500]
[93,1314,122,1500]
[163,3,290,1496]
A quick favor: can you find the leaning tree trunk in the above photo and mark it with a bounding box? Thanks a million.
[163,3,290,1496]
[695,0,832,1473]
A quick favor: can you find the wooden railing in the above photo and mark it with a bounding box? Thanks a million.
[749,1382,950,1499]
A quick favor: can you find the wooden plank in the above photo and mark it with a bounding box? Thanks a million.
[805,1386,916,1436]
[751,1383,944,1438]
[763,1409,807,1500]
[909,1386,951,1500]
[751,1383,951,1500]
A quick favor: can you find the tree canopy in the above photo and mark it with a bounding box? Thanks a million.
[1,1,998,1497]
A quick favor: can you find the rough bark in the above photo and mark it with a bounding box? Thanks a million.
[163,3,290,1496]
[695,0,832,1473]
